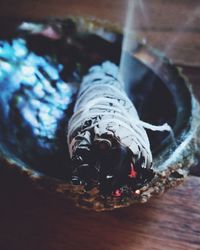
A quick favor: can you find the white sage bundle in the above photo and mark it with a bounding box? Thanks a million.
[67,61,171,195]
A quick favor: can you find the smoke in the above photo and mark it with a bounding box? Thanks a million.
[119,0,200,89]
[120,0,146,55]
[164,6,200,57]
[119,0,147,91]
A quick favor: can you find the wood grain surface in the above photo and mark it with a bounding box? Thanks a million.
[0,0,200,66]
[0,165,200,250]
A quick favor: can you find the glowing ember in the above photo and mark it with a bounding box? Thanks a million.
[129,163,137,178]
[113,189,122,197]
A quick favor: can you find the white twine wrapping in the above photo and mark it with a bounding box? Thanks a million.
[68,61,171,169]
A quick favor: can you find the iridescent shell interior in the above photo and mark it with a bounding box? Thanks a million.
[0,17,199,211]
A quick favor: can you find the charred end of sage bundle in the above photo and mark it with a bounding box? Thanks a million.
[67,61,157,199]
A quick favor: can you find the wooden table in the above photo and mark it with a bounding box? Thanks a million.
[0,164,200,250]
[0,1,200,249]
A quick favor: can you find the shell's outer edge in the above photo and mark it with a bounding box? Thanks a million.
[69,16,122,35]
[0,18,199,211]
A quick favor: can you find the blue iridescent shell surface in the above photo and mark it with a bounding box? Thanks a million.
[0,38,77,178]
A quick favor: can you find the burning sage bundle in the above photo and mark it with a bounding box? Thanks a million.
[67,61,171,197]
